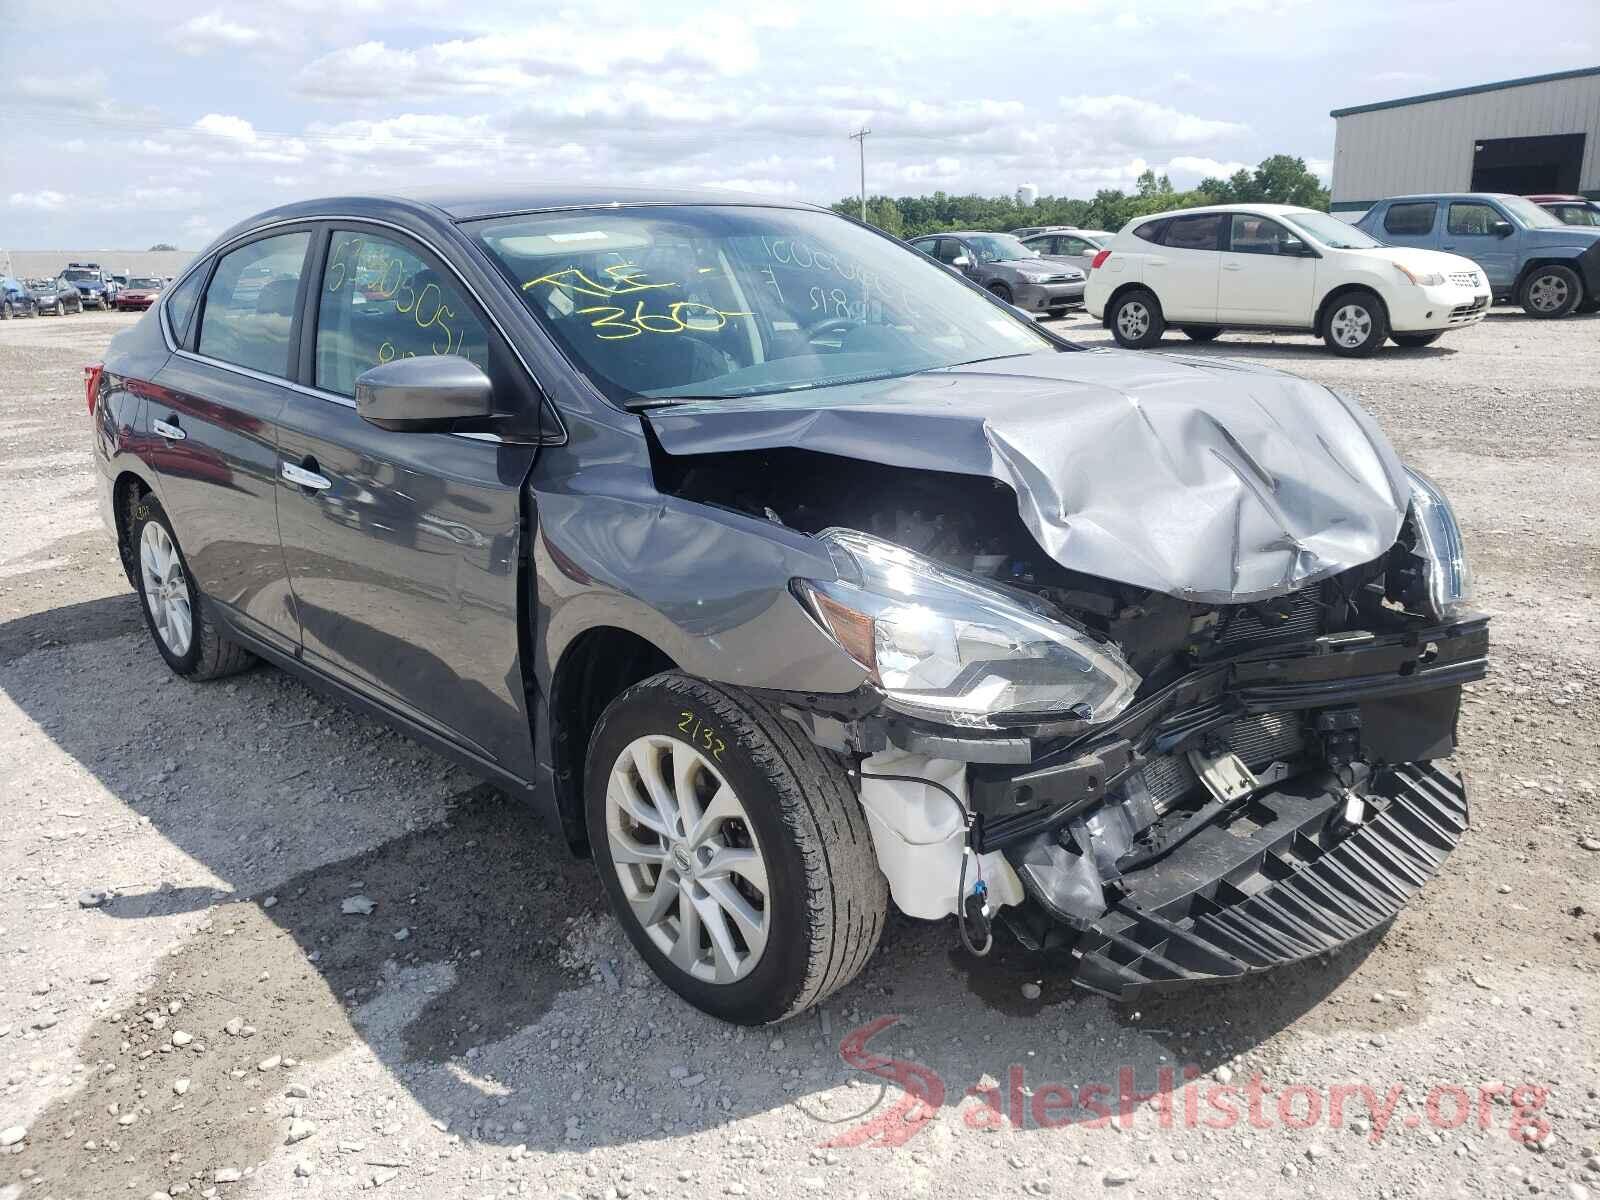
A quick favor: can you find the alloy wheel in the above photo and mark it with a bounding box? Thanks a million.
[1329,303,1372,348]
[605,734,770,984]
[1527,273,1570,314]
[139,521,193,657]
[1116,301,1150,340]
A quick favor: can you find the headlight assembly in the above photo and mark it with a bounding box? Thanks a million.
[794,529,1140,727]
[1403,469,1473,621]
[1395,264,1446,287]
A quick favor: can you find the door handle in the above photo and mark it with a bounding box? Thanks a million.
[281,460,332,491]
[1147,257,1168,267]
[152,417,186,442]
[1222,262,1245,271]
[1442,243,1456,250]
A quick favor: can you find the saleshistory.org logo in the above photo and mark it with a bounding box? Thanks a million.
[815,1017,1552,1150]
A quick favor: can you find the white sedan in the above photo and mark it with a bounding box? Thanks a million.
[1084,203,1492,355]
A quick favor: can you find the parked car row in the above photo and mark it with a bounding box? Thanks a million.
[0,265,167,319]
[1078,190,1598,354]
[1,274,88,318]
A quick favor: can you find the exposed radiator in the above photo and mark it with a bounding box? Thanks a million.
[1216,590,1324,650]
[1135,712,1306,812]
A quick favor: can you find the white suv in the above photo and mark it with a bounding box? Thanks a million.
[1084,203,1493,355]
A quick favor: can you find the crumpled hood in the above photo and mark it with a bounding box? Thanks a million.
[645,348,1412,603]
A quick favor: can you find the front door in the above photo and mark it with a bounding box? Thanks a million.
[1217,213,1318,325]
[1440,200,1519,293]
[273,226,541,775]
[146,228,314,653]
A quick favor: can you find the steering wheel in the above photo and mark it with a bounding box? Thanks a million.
[804,314,864,349]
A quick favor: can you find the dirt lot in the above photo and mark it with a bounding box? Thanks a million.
[2,307,1598,1200]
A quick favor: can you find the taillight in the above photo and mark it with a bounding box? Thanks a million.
[1089,250,1112,270]
[85,364,104,416]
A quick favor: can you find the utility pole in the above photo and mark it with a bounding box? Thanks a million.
[849,127,871,221]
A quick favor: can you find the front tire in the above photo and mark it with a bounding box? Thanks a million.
[1322,290,1388,356]
[987,282,1013,304]
[586,672,887,1024]
[1519,265,1582,318]
[1109,288,1165,348]
[129,495,256,680]
[1181,326,1221,342]
[1392,332,1442,348]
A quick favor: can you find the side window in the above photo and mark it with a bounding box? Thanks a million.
[910,239,936,258]
[164,268,206,346]
[196,233,311,377]
[1062,236,1091,256]
[1384,202,1437,236]
[1163,214,1223,251]
[1133,220,1168,243]
[315,230,490,397]
[934,238,963,264]
[1446,202,1502,237]
[1228,214,1296,255]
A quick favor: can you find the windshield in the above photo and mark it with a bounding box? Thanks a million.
[1497,195,1565,229]
[63,268,97,281]
[1281,211,1384,250]
[964,233,1036,263]
[129,277,163,288]
[470,206,1055,405]
[1551,203,1600,227]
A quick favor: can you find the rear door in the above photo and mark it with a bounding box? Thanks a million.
[1149,213,1223,321]
[146,229,314,654]
[1217,213,1318,325]
[1440,199,1518,292]
[273,224,542,775]
[1374,200,1440,250]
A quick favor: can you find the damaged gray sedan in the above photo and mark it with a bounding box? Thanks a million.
[91,188,1487,1025]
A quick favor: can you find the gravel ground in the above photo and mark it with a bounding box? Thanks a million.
[2,306,1598,1200]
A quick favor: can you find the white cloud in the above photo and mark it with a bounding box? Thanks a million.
[9,190,72,211]
[297,19,761,99]
[1058,94,1249,149]
[174,11,272,54]
[1167,155,1250,180]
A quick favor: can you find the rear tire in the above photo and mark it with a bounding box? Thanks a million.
[1109,288,1165,349]
[1518,265,1582,318]
[1181,326,1221,342]
[586,672,887,1024]
[1392,332,1442,348]
[1322,289,1388,356]
[129,494,256,680]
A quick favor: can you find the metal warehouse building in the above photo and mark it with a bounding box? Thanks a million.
[1330,66,1600,216]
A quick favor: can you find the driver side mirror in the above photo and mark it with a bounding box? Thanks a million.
[951,254,971,268]
[356,355,493,432]
[1282,237,1315,257]
[1491,220,1514,238]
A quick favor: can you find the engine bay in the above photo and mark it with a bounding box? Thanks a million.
[650,441,1435,685]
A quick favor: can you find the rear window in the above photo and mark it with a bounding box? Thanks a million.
[1383,202,1437,236]
[1163,214,1224,251]
[1132,220,1167,243]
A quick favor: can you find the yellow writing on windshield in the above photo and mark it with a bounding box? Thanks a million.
[523,263,675,299]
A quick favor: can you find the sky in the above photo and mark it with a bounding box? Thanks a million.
[0,0,1594,249]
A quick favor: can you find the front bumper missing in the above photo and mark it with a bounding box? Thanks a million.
[1054,761,1467,999]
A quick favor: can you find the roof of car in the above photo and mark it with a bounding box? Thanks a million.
[1124,203,1312,223]
[369,186,819,220]
[1372,192,1521,203]
[1525,194,1587,203]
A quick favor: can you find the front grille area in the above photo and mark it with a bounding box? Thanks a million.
[1135,712,1307,812]
[1216,590,1325,651]
[1448,270,1480,288]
